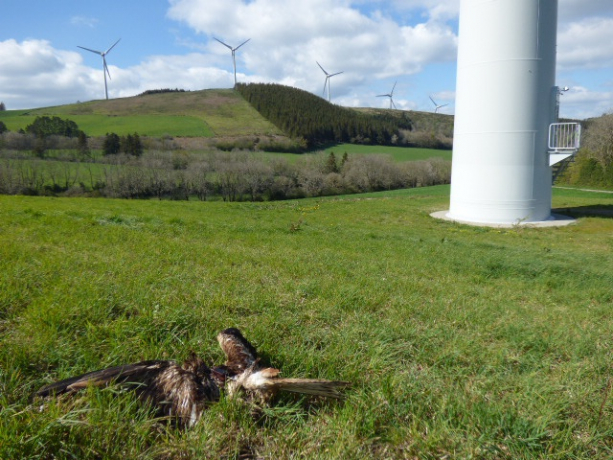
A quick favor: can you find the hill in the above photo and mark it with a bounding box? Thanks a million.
[236,83,413,149]
[353,106,454,148]
[0,86,454,150]
[0,89,283,138]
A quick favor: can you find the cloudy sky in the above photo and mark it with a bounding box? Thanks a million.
[1,0,612,119]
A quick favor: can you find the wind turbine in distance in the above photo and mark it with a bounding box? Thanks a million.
[429,95,449,113]
[317,61,343,102]
[77,39,121,100]
[377,81,397,109]
[214,37,251,87]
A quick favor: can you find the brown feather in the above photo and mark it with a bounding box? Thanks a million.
[35,328,351,427]
[36,359,220,428]
[217,328,258,373]
[228,366,351,403]
[268,378,352,399]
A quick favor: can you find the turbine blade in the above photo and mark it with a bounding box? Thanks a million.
[392,99,397,109]
[77,45,102,55]
[234,38,251,51]
[214,37,233,50]
[105,38,121,55]
[329,71,343,78]
[391,81,397,95]
[323,78,328,95]
[316,61,329,75]
[103,58,111,80]
[429,95,437,106]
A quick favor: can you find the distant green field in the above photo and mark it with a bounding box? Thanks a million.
[258,144,451,162]
[0,113,213,137]
[323,143,452,162]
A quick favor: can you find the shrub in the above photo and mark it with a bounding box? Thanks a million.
[103,133,121,155]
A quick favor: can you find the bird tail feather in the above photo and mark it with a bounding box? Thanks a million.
[270,378,351,399]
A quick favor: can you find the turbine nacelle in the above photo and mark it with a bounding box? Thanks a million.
[429,95,449,113]
[377,81,397,109]
[214,37,250,87]
[77,38,121,100]
[317,61,343,102]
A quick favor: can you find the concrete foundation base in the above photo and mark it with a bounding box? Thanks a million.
[430,211,576,228]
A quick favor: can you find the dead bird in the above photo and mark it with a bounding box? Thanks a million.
[35,328,350,427]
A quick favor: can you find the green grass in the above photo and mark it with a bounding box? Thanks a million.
[1,114,213,137]
[323,143,452,161]
[258,145,451,162]
[2,186,613,458]
[0,89,283,138]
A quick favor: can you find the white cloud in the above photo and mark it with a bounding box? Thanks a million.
[387,0,459,21]
[0,39,96,107]
[167,0,457,98]
[70,16,99,28]
[0,0,611,119]
[112,54,237,97]
[559,86,613,120]
[558,0,613,23]
[557,17,613,70]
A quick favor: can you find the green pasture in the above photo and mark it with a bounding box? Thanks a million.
[322,143,452,162]
[0,113,213,137]
[0,89,283,138]
[260,144,451,162]
[2,187,613,458]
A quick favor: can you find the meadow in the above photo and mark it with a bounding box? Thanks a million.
[0,89,283,138]
[322,144,452,162]
[0,113,214,138]
[1,186,613,458]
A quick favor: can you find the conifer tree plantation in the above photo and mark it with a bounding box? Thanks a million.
[235,83,415,148]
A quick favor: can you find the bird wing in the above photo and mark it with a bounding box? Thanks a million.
[147,361,220,427]
[36,360,170,397]
[36,358,220,428]
[217,328,258,373]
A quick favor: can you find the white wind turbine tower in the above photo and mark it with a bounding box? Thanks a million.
[429,95,449,113]
[214,37,251,86]
[317,61,343,102]
[77,39,121,100]
[377,81,397,109]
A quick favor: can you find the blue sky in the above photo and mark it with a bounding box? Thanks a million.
[1,0,612,119]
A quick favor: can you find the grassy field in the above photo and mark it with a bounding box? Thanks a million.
[2,186,613,458]
[322,143,452,162]
[0,113,214,138]
[0,89,283,137]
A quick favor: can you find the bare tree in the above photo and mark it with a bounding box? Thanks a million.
[583,113,613,168]
[243,156,273,201]
[187,161,213,201]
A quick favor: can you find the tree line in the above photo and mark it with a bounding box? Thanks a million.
[0,149,450,201]
[235,83,413,149]
[558,113,613,187]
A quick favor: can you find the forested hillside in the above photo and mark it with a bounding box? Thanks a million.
[236,83,412,148]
